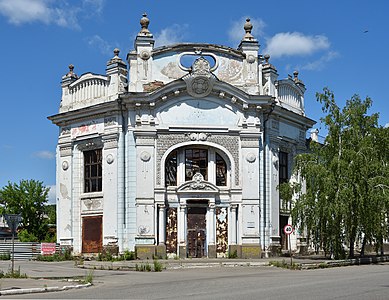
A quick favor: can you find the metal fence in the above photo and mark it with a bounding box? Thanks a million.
[0,242,59,260]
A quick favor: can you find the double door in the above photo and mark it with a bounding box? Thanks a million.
[187,207,206,258]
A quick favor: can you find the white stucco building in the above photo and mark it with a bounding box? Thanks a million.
[49,15,315,258]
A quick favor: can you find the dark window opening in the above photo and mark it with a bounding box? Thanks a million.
[216,153,227,186]
[84,149,102,193]
[185,149,208,181]
[165,151,177,187]
[279,151,288,184]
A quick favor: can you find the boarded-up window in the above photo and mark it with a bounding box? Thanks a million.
[82,216,102,253]
[84,149,102,193]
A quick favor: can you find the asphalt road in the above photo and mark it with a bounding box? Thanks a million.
[6,263,389,300]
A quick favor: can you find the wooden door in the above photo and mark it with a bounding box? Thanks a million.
[82,216,102,253]
[187,207,206,258]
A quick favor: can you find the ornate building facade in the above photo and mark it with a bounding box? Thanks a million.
[49,15,315,258]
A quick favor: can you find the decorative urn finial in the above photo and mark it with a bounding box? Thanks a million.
[139,13,150,35]
[243,18,254,40]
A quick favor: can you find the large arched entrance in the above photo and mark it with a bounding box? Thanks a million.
[161,144,232,258]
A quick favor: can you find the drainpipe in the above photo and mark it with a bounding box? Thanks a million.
[262,102,275,256]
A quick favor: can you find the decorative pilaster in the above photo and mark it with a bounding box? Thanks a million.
[230,205,237,245]
[158,204,166,244]
[178,204,187,258]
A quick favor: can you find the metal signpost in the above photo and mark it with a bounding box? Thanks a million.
[4,214,22,274]
[283,224,294,266]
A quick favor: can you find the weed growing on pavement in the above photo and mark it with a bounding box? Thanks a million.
[135,262,152,272]
[83,270,94,284]
[0,266,28,278]
[153,260,163,272]
[269,259,301,270]
[228,250,238,259]
[36,248,73,262]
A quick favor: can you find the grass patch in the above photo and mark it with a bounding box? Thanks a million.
[153,259,163,272]
[0,266,27,278]
[83,270,94,284]
[269,259,301,270]
[36,249,73,261]
[0,252,10,260]
[228,250,238,259]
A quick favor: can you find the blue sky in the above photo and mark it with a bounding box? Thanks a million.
[0,0,388,203]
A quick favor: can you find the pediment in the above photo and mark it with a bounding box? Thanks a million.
[176,173,219,194]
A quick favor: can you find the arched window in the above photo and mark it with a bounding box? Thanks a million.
[165,151,177,186]
[216,153,227,186]
[164,147,229,187]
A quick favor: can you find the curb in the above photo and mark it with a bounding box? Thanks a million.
[0,282,92,296]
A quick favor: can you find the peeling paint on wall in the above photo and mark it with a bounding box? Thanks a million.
[166,207,177,254]
[216,207,228,256]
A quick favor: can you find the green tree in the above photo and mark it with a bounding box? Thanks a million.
[289,88,389,259]
[0,179,50,242]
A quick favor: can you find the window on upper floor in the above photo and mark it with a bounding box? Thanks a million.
[279,151,288,184]
[84,149,102,193]
[216,153,227,186]
[185,148,208,181]
[165,150,177,187]
[165,147,228,187]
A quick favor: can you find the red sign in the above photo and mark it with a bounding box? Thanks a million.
[283,224,294,235]
[41,243,56,255]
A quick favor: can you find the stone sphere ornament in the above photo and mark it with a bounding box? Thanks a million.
[106,154,114,164]
[62,161,69,171]
[140,151,151,162]
[246,152,256,163]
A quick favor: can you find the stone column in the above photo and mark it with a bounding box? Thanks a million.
[230,205,237,245]
[156,204,167,258]
[158,204,166,244]
[229,204,240,258]
[208,204,216,258]
[178,204,187,258]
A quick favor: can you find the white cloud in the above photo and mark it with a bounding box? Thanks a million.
[154,24,188,47]
[47,184,56,204]
[86,35,113,56]
[0,0,105,29]
[0,0,51,24]
[228,17,266,46]
[301,51,339,71]
[384,123,389,128]
[33,150,55,160]
[264,32,330,58]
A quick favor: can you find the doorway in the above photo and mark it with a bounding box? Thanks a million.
[82,215,102,253]
[187,206,206,258]
[280,215,289,250]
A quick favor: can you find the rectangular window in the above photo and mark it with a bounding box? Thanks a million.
[279,151,288,184]
[185,149,208,181]
[84,149,102,193]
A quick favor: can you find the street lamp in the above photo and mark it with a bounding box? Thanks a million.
[3,214,22,274]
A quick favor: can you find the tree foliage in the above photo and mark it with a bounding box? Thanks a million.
[0,179,51,242]
[290,88,389,259]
